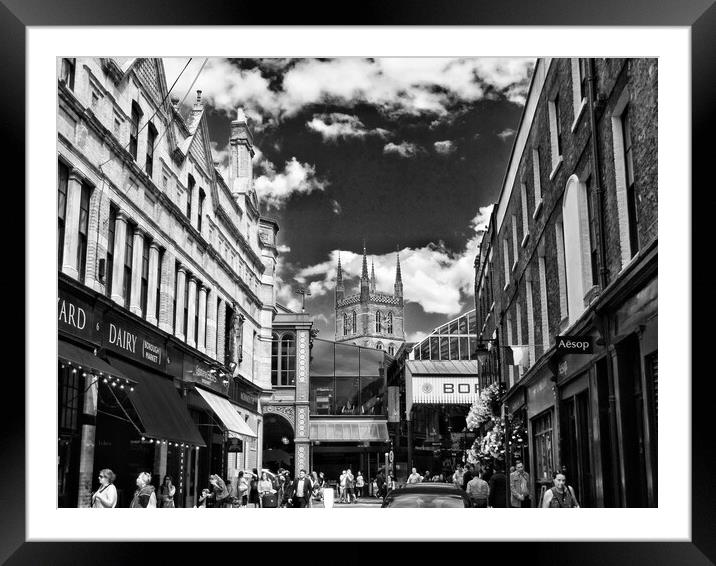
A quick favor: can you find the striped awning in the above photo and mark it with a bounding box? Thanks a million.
[310,419,389,442]
[195,387,257,439]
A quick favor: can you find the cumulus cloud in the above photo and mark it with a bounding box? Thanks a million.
[210,141,231,178]
[433,140,457,155]
[254,157,328,208]
[162,57,535,128]
[497,128,515,141]
[283,204,496,317]
[306,113,389,142]
[276,244,291,253]
[383,141,423,158]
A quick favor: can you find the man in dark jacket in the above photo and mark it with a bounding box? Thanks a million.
[461,464,474,491]
[289,469,313,508]
[489,465,508,508]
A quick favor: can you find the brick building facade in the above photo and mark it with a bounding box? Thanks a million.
[57,58,278,507]
[475,58,657,507]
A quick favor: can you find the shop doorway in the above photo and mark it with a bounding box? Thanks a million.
[560,388,594,507]
[262,413,295,472]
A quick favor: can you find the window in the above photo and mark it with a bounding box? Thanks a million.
[106,206,117,297]
[271,333,279,385]
[533,411,554,483]
[57,162,69,266]
[386,312,393,334]
[503,239,510,287]
[280,334,296,385]
[184,274,190,342]
[376,342,383,350]
[91,92,99,109]
[129,101,142,160]
[194,282,200,345]
[343,313,349,336]
[198,189,205,233]
[555,221,568,322]
[571,58,588,125]
[548,94,563,171]
[173,264,179,334]
[586,177,600,287]
[123,224,134,308]
[375,311,382,333]
[58,361,81,432]
[352,311,357,333]
[622,106,640,256]
[512,216,518,267]
[155,248,163,322]
[140,240,150,317]
[532,148,542,205]
[145,122,157,177]
[388,344,395,356]
[554,95,562,156]
[59,58,75,91]
[77,183,91,284]
[520,182,529,243]
[186,175,195,220]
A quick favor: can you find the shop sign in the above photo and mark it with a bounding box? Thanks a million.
[58,290,96,342]
[102,313,165,370]
[411,377,480,405]
[235,389,259,412]
[556,336,593,354]
[387,386,400,422]
[183,359,225,394]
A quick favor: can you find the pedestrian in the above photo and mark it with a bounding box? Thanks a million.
[386,473,395,492]
[424,470,431,482]
[91,468,117,508]
[407,467,422,484]
[462,464,474,491]
[542,471,580,508]
[452,464,464,489]
[376,471,386,498]
[311,471,321,502]
[355,471,365,498]
[488,465,508,508]
[466,470,490,508]
[248,468,260,508]
[209,474,231,508]
[346,468,356,503]
[130,472,157,508]
[289,469,313,508]
[258,471,275,508]
[510,461,532,508]
[236,471,249,507]
[339,470,347,503]
[158,475,176,508]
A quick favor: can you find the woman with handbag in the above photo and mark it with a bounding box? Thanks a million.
[158,475,176,508]
[91,469,117,508]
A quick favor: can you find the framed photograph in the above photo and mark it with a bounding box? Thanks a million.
[8,0,710,562]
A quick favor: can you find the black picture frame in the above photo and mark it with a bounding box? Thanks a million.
[6,0,711,562]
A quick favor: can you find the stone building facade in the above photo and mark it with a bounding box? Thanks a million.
[57,57,278,507]
[334,246,406,356]
[474,58,657,508]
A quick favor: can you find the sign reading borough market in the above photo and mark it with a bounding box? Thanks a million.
[555,335,594,354]
[102,313,165,370]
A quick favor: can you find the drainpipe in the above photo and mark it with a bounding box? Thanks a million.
[587,59,622,506]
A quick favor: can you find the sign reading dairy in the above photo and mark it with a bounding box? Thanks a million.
[102,313,164,369]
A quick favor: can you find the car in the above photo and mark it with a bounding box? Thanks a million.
[381,482,472,508]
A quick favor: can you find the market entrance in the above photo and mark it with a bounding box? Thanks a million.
[262,413,294,472]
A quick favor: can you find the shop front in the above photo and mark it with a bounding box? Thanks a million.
[58,275,206,508]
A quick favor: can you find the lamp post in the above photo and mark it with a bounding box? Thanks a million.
[473,330,511,506]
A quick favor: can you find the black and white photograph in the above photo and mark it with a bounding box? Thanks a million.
[55,54,658,511]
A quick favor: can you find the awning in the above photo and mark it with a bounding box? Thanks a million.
[194,387,257,439]
[58,340,134,384]
[310,419,389,442]
[106,356,205,447]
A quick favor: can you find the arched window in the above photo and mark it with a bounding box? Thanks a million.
[376,342,383,350]
[280,334,296,385]
[375,311,382,333]
[386,312,393,334]
[343,313,349,336]
[270,333,279,386]
[352,311,357,333]
[388,344,395,356]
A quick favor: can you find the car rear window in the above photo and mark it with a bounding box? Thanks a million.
[385,493,467,508]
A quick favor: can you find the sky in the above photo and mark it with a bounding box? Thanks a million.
[163,57,535,344]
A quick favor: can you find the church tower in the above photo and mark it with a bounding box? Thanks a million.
[334,244,406,356]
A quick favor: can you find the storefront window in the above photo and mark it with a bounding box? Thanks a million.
[335,377,360,414]
[335,342,359,376]
[310,377,334,415]
[532,410,554,483]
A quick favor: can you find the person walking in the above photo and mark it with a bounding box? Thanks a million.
[289,469,313,508]
[235,471,249,507]
[158,475,176,508]
[542,472,580,508]
[488,465,508,508]
[130,472,157,508]
[248,468,260,508]
[466,470,490,508]
[346,468,356,503]
[209,474,231,508]
[407,467,422,484]
[355,471,365,498]
[452,465,464,489]
[376,471,386,498]
[510,461,532,508]
[258,471,275,508]
[91,469,117,508]
[339,470,348,503]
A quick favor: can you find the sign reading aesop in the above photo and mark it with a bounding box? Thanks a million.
[556,335,594,354]
[102,313,165,370]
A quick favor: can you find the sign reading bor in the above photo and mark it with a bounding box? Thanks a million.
[556,335,594,354]
[411,376,481,404]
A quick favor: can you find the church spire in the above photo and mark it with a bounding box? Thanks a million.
[361,241,369,282]
[336,252,344,303]
[394,246,403,300]
[370,259,377,293]
[360,241,370,302]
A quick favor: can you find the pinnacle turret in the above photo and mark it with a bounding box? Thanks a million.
[370,259,377,293]
[394,247,403,300]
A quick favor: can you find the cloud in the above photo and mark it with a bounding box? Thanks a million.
[306,113,389,142]
[162,57,535,129]
[282,205,496,317]
[254,157,328,208]
[433,140,457,155]
[210,141,231,179]
[383,141,423,158]
[330,199,342,215]
[276,244,291,253]
[407,331,428,344]
[497,128,515,141]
